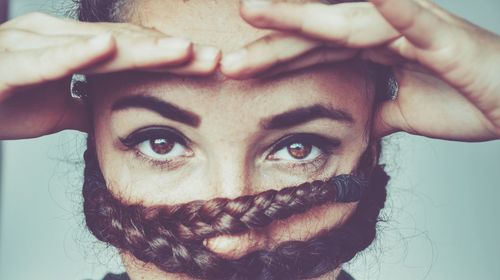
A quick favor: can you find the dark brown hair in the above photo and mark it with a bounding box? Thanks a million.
[76,0,392,279]
[83,142,388,280]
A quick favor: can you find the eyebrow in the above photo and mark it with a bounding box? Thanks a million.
[261,104,354,129]
[111,95,201,127]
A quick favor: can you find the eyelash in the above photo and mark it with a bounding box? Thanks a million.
[119,127,340,171]
[119,126,191,169]
[266,133,340,172]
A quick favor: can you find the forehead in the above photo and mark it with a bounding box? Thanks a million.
[91,0,374,130]
[90,62,371,125]
[127,0,317,51]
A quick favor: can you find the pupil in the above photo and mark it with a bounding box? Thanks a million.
[150,138,174,154]
[287,142,312,159]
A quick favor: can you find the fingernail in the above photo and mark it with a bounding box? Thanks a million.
[242,0,272,10]
[89,33,113,48]
[198,46,220,61]
[158,37,191,52]
[221,49,247,70]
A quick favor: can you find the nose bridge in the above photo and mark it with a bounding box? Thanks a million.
[207,145,252,199]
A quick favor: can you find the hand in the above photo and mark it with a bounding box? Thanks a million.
[0,13,221,140]
[221,0,500,141]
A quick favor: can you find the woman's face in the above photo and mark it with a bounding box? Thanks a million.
[89,0,375,277]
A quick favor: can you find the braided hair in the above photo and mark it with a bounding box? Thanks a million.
[75,0,392,279]
[83,143,388,280]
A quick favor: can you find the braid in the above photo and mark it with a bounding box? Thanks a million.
[83,143,389,280]
[84,150,367,241]
[75,1,391,278]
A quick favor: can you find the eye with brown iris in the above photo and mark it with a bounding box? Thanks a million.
[287,142,312,159]
[150,138,174,154]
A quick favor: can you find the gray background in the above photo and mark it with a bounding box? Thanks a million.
[1,1,499,279]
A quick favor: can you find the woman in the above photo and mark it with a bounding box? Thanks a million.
[0,0,499,279]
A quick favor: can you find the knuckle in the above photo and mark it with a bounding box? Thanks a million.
[432,29,468,72]
[260,34,276,47]
[260,35,284,62]
[260,34,291,56]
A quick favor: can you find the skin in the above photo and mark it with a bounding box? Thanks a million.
[0,0,499,279]
[92,65,371,279]
[1,0,498,141]
[222,0,500,141]
[89,3,374,278]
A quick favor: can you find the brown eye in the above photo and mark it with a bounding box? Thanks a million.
[267,133,334,162]
[287,142,312,159]
[123,126,192,162]
[150,138,174,154]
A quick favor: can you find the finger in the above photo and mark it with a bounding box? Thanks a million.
[2,13,201,73]
[371,66,500,141]
[0,28,81,51]
[146,45,221,76]
[80,36,193,74]
[0,30,196,80]
[0,34,115,99]
[221,33,321,79]
[0,12,62,32]
[256,47,358,79]
[240,1,399,47]
[368,0,448,49]
[258,47,407,79]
